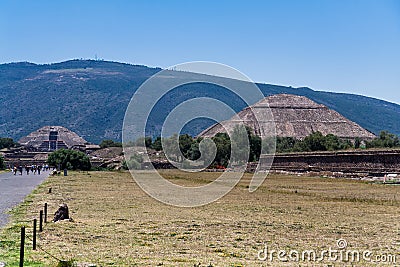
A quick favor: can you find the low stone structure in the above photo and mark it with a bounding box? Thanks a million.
[143,150,400,176]
[256,149,400,175]
[3,149,49,167]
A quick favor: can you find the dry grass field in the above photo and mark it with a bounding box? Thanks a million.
[1,170,399,266]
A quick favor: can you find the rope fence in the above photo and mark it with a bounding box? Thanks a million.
[15,201,100,267]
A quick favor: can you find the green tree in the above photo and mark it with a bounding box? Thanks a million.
[231,126,250,164]
[47,149,91,170]
[162,134,181,162]
[134,137,153,147]
[212,133,231,167]
[124,152,144,170]
[179,134,195,158]
[262,136,277,154]
[308,131,327,151]
[249,134,262,161]
[99,139,122,148]
[198,138,217,166]
[0,137,18,149]
[276,137,298,153]
[324,134,342,151]
[366,131,400,148]
[354,137,361,149]
[150,137,162,151]
[188,138,201,160]
[293,132,326,152]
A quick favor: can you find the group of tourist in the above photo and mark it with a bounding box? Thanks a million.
[12,164,51,176]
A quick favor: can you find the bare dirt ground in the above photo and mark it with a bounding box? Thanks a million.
[1,170,399,266]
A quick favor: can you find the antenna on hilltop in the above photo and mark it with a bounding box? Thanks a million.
[95,54,98,61]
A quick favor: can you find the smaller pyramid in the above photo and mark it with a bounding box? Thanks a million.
[199,94,376,140]
[19,126,88,151]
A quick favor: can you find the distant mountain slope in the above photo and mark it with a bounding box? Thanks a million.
[0,60,398,143]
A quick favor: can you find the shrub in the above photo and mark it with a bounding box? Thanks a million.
[47,149,91,171]
[99,139,122,148]
[0,137,18,149]
[366,131,400,148]
[123,152,144,170]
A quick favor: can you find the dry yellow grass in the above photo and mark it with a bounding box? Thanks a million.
[1,170,400,266]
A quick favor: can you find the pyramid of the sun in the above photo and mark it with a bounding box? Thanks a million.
[199,94,376,140]
[19,126,88,151]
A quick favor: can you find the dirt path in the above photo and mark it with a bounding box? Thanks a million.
[0,170,49,227]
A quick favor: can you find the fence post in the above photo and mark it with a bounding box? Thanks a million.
[20,226,25,267]
[39,210,43,232]
[33,219,37,250]
[44,203,48,223]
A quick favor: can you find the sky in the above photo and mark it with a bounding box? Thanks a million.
[1,0,399,104]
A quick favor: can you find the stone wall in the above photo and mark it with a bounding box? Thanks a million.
[258,149,400,174]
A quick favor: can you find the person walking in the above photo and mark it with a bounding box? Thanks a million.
[18,166,23,175]
[25,165,30,175]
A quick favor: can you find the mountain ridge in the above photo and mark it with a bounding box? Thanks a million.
[0,60,399,143]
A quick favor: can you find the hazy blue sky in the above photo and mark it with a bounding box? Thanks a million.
[1,0,399,104]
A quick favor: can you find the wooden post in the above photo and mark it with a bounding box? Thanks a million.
[39,210,43,232]
[33,219,37,250]
[44,203,48,223]
[20,226,25,267]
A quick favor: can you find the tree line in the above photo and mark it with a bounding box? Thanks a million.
[121,129,400,169]
[0,130,399,171]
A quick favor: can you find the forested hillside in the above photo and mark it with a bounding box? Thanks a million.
[0,60,398,143]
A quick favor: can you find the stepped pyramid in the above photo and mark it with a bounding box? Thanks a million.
[199,94,376,140]
[19,126,89,151]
